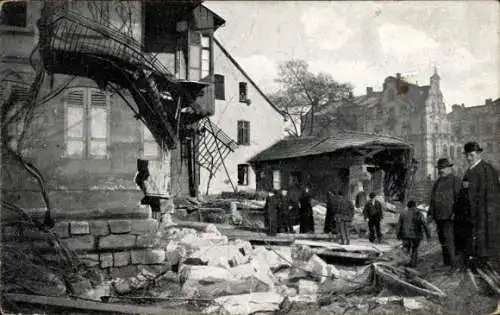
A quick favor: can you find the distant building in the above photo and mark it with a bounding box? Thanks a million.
[197,39,285,195]
[448,98,500,172]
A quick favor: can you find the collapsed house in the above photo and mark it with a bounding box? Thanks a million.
[1,0,236,212]
[248,132,418,204]
[0,0,239,281]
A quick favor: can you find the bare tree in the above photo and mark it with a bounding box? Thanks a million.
[269,60,353,137]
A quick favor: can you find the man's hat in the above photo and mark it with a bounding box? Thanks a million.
[436,158,453,169]
[463,141,483,154]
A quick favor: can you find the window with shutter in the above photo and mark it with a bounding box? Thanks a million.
[89,89,108,157]
[214,74,225,100]
[66,88,85,157]
[65,87,109,158]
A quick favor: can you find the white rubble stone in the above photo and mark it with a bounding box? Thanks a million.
[165,240,186,265]
[290,295,317,303]
[178,265,235,284]
[250,246,292,272]
[203,292,285,315]
[403,297,427,310]
[290,254,330,283]
[189,244,249,268]
[177,233,215,252]
[298,279,319,295]
[229,260,275,289]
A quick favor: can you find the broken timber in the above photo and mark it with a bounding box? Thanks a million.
[3,293,169,314]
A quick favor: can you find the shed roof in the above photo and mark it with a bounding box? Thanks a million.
[248,132,410,163]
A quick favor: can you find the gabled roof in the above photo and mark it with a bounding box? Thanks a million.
[213,38,285,118]
[248,132,410,162]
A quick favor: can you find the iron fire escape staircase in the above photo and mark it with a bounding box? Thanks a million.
[195,117,237,175]
[37,4,201,149]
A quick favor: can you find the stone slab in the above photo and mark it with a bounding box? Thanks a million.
[113,252,131,267]
[70,221,90,235]
[99,234,136,250]
[108,220,132,234]
[131,249,166,265]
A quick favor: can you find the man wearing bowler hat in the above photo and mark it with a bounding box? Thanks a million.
[456,141,500,269]
[428,158,461,270]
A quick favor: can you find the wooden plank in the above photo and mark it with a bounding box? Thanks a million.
[314,248,377,260]
[3,293,169,314]
[294,239,394,253]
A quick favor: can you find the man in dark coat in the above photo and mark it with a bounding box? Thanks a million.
[277,189,293,233]
[264,190,278,236]
[397,200,431,267]
[428,158,461,269]
[363,192,384,243]
[299,187,315,233]
[288,185,302,226]
[334,191,355,245]
[324,191,337,234]
[458,141,500,268]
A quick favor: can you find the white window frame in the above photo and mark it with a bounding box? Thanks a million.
[64,87,110,159]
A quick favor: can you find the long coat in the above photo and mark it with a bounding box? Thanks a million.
[428,174,461,221]
[277,195,291,231]
[457,160,500,259]
[299,192,315,233]
[264,194,278,235]
[334,196,355,222]
[324,192,336,233]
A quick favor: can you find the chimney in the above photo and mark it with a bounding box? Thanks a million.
[486,98,492,105]
[366,87,373,96]
[396,73,401,81]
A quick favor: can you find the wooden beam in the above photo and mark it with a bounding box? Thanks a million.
[3,293,169,314]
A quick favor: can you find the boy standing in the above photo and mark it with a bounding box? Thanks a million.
[363,192,384,243]
[397,200,431,268]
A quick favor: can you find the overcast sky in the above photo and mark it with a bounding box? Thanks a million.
[205,1,499,110]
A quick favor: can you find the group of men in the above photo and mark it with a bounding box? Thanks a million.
[428,141,500,271]
[263,187,315,236]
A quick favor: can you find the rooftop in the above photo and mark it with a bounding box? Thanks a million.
[248,132,410,163]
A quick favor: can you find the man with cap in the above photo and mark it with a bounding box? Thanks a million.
[428,158,461,270]
[456,141,500,269]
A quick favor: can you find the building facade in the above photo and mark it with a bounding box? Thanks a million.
[1,0,224,212]
[197,39,285,195]
[448,98,500,172]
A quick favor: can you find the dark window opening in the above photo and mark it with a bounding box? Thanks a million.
[237,120,250,145]
[214,74,225,100]
[0,1,27,27]
[237,164,249,186]
[239,82,248,102]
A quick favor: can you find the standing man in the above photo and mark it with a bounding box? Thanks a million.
[428,158,461,269]
[299,187,315,233]
[458,142,500,269]
[363,192,384,243]
[397,200,431,268]
[264,190,279,236]
[335,191,355,245]
[277,189,293,233]
[323,191,339,238]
